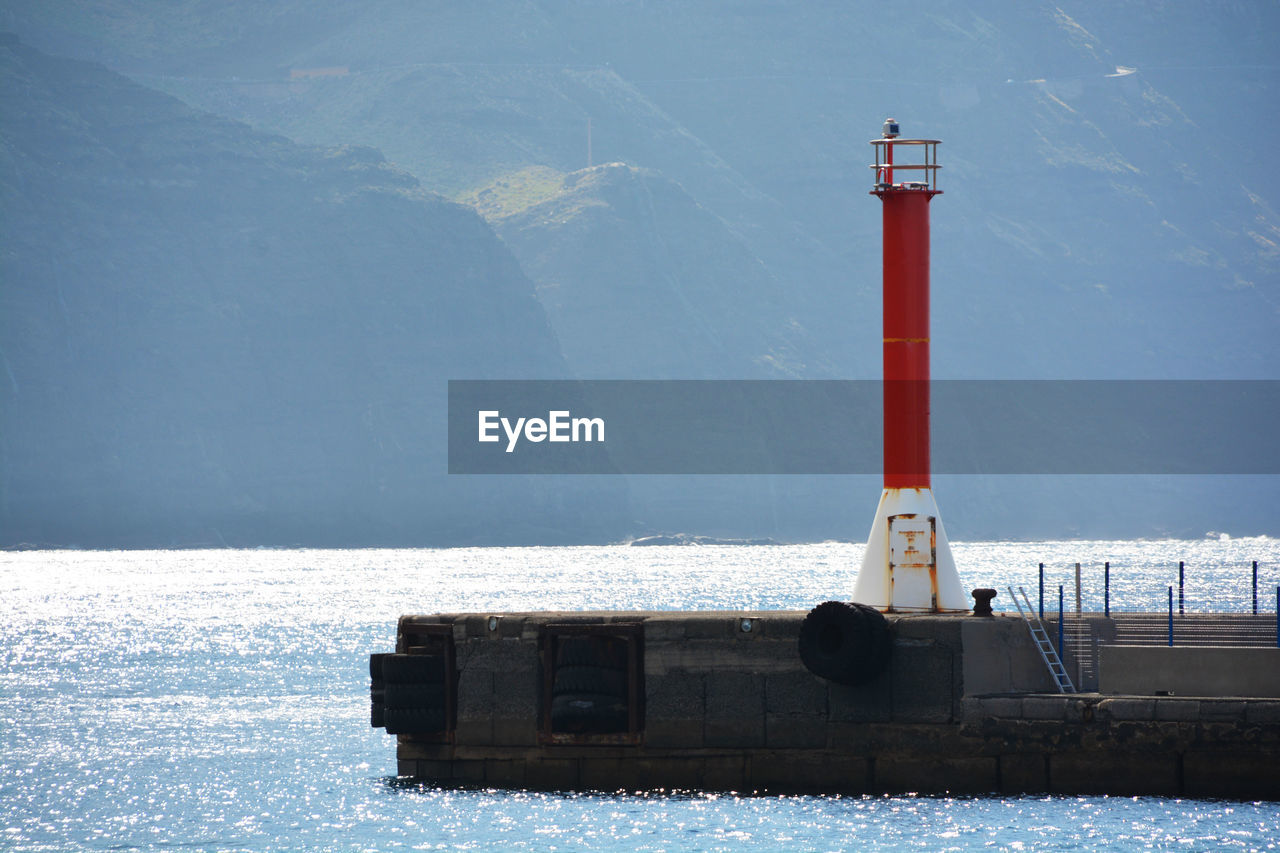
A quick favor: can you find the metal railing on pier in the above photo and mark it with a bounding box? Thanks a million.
[1023,560,1278,645]
[1005,559,1279,691]
[1108,612,1278,647]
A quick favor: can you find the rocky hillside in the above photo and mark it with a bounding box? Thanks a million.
[0,36,626,547]
[476,163,819,378]
[2,0,1277,543]
[10,0,1271,380]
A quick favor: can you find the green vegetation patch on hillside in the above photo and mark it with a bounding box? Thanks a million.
[461,165,568,221]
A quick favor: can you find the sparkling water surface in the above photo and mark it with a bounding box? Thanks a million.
[3,540,1279,851]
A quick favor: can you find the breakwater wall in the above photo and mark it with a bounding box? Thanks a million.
[371,611,1280,799]
[1100,645,1280,697]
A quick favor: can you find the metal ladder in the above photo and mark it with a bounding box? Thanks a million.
[1008,585,1076,694]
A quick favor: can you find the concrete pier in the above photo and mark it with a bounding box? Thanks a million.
[371,611,1280,798]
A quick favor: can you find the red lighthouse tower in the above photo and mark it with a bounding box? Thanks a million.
[851,119,967,612]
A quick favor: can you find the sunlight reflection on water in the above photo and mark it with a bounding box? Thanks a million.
[2,541,1278,851]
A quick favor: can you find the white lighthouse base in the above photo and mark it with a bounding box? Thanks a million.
[851,488,969,612]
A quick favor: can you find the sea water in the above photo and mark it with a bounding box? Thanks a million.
[2,540,1279,852]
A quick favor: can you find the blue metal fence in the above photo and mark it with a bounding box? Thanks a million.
[1031,560,1279,648]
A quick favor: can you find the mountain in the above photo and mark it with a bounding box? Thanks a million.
[0,35,627,547]
[2,0,1277,543]
[8,1,1272,380]
[474,163,817,378]
[539,0,1280,379]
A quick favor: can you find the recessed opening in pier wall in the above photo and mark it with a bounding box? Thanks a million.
[540,623,644,745]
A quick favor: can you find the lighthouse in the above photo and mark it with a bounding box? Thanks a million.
[851,119,968,612]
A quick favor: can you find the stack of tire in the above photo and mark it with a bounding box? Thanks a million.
[549,636,630,734]
[369,652,447,735]
[797,601,893,686]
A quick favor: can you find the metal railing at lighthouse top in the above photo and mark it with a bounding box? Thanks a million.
[870,134,941,193]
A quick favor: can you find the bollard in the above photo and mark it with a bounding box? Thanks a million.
[1039,563,1045,620]
[1168,586,1174,647]
[1104,561,1110,618]
[1179,561,1185,615]
[970,588,997,617]
[1058,584,1065,659]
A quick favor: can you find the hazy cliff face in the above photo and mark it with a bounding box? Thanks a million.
[483,163,815,379]
[2,0,1277,543]
[0,37,629,547]
[12,0,1270,382]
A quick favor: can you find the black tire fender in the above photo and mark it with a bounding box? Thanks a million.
[552,664,627,698]
[383,706,446,735]
[797,600,892,685]
[383,682,445,710]
[381,654,445,684]
[549,692,628,734]
[555,636,627,669]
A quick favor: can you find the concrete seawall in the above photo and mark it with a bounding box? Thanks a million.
[1100,646,1280,697]
[374,611,1280,799]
